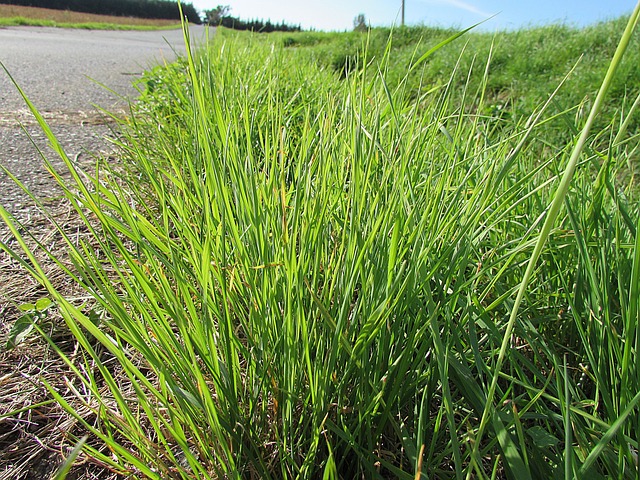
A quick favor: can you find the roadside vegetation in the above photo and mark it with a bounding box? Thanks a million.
[1,6,640,479]
[272,16,640,145]
[0,4,182,29]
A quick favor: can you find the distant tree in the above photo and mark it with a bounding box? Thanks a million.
[353,13,367,32]
[204,5,231,24]
[218,14,301,33]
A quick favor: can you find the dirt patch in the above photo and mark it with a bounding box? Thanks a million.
[0,110,126,128]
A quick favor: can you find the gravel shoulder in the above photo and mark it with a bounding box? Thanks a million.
[0,25,207,479]
[0,21,207,317]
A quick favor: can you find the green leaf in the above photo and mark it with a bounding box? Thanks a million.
[53,435,87,480]
[18,303,36,312]
[492,411,532,480]
[6,315,35,350]
[527,426,560,449]
[409,19,489,73]
[88,309,102,327]
[35,298,53,311]
[578,388,640,475]
[322,448,338,480]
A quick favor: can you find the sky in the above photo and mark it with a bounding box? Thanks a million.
[187,0,635,32]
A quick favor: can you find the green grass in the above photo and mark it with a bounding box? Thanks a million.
[0,16,180,29]
[2,8,640,479]
[272,16,640,145]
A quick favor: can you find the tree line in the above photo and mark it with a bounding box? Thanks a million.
[3,0,201,23]
[218,17,301,33]
[204,5,301,32]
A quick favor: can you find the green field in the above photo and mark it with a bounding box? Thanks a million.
[0,4,182,29]
[2,10,640,479]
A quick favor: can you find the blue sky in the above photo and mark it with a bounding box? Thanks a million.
[189,0,635,32]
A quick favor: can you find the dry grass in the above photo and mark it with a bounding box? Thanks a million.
[0,200,119,479]
[0,4,180,27]
[0,197,161,479]
[0,112,126,478]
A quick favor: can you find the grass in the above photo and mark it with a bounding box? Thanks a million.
[0,4,181,30]
[273,16,640,146]
[2,6,640,479]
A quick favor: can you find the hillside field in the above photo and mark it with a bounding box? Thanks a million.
[0,4,180,28]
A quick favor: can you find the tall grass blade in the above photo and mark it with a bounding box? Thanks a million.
[471,3,640,471]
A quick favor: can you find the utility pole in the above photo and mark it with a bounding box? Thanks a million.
[401,0,405,26]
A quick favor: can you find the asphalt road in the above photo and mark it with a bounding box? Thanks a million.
[0,25,207,221]
[0,25,206,111]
